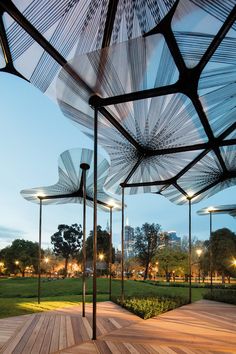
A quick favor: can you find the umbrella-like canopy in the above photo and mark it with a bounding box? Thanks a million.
[197,205,236,218]
[56,0,236,203]
[0,0,176,98]
[21,147,121,211]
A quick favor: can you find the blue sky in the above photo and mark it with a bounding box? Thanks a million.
[0,73,235,250]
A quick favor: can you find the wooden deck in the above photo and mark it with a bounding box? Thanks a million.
[0,300,235,353]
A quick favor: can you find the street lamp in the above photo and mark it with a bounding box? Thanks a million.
[98,253,104,261]
[196,249,202,283]
[15,260,19,266]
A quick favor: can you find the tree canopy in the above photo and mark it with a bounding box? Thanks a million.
[156,246,188,281]
[51,223,82,276]
[0,239,39,276]
[210,228,236,281]
[134,223,161,280]
[85,225,115,267]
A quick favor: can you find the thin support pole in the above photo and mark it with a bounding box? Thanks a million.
[109,207,113,300]
[121,187,125,304]
[38,198,42,305]
[210,211,213,294]
[92,107,98,340]
[81,164,90,317]
[188,198,192,304]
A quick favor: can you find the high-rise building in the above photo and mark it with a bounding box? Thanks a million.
[159,231,181,248]
[167,231,181,247]
[124,218,135,259]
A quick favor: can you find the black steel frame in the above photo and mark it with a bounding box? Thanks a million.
[1,0,236,340]
[36,167,114,315]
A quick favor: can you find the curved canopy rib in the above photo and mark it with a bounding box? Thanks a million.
[21,148,122,212]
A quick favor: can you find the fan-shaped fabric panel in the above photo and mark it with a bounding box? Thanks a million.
[21,148,122,212]
[197,204,236,218]
[0,0,176,97]
[161,151,236,205]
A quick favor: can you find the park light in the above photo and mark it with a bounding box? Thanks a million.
[0,262,4,267]
[196,249,203,257]
[36,192,45,199]
[15,260,19,265]
[207,206,215,213]
[186,191,194,200]
[44,257,49,264]
[98,253,104,261]
[232,259,236,267]
[108,200,116,208]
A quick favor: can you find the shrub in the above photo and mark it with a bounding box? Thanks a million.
[113,295,188,319]
[203,289,236,305]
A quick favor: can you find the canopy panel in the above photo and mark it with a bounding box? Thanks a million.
[0,0,176,97]
[57,1,236,202]
[197,204,236,218]
[21,148,122,212]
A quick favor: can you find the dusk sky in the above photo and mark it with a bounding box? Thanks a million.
[0,72,235,250]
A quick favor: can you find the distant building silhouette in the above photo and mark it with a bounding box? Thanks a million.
[124,218,135,259]
[159,231,181,248]
[167,231,181,247]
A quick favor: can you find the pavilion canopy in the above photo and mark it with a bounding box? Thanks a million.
[0,0,175,98]
[21,148,122,212]
[197,205,236,218]
[56,0,236,203]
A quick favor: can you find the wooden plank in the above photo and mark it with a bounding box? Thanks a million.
[39,316,55,354]
[59,315,67,350]
[19,314,45,353]
[29,315,50,354]
[82,317,92,339]
[49,315,61,353]
[71,317,83,344]
[1,315,37,354]
[65,316,75,348]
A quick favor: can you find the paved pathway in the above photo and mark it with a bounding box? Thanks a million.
[0,300,235,353]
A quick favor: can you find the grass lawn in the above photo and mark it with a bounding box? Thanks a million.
[0,277,206,318]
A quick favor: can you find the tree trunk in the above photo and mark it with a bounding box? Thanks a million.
[144,261,149,280]
[222,272,225,284]
[65,258,68,277]
[21,270,25,277]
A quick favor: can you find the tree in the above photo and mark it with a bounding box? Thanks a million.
[85,225,115,271]
[209,228,236,283]
[134,223,161,280]
[1,239,39,277]
[156,246,188,281]
[51,224,82,276]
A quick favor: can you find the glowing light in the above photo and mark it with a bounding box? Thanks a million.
[196,249,202,257]
[232,259,236,267]
[44,257,49,264]
[207,206,215,213]
[186,191,194,200]
[15,260,19,265]
[36,192,45,199]
[98,253,104,261]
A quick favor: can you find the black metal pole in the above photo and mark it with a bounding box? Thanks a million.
[80,163,90,317]
[38,198,42,304]
[210,211,213,294]
[188,198,192,304]
[109,207,113,301]
[121,187,125,304]
[92,107,98,340]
